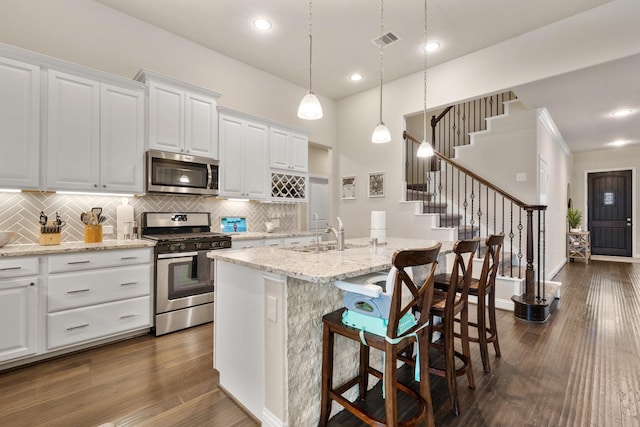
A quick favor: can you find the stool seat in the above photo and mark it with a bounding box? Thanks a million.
[319,245,441,427]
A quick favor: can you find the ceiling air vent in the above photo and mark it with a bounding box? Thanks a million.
[371,31,400,48]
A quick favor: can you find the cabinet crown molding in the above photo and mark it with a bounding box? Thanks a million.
[135,68,222,99]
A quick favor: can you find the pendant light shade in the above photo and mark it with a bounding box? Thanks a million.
[372,123,391,144]
[298,91,323,120]
[417,140,434,157]
[298,0,323,120]
[371,0,390,143]
[417,0,434,158]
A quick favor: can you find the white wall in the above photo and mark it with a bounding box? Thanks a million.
[0,0,337,149]
[536,111,571,276]
[572,147,640,257]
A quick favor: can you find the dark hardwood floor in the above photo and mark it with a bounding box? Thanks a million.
[1,260,639,426]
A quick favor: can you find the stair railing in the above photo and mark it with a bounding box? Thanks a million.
[404,131,548,310]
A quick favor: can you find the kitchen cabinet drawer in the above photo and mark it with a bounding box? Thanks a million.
[48,248,152,273]
[231,239,265,249]
[263,238,283,248]
[0,257,39,279]
[282,236,316,246]
[47,296,151,350]
[47,265,151,312]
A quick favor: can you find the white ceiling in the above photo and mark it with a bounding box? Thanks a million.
[95,0,640,153]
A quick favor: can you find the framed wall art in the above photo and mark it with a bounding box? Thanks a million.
[368,172,385,198]
[341,176,357,200]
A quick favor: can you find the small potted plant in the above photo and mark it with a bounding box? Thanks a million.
[567,208,583,232]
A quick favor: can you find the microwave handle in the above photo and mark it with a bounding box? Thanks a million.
[207,165,213,190]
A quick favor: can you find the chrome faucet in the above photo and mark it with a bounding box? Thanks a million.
[312,212,320,250]
[325,217,344,251]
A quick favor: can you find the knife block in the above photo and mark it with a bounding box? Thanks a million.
[84,224,103,243]
[39,231,61,246]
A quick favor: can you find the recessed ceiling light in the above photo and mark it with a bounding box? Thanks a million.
[253,18,272,31]
[424,41,440,52]
[611,109,633,117]
[350,73,363,82]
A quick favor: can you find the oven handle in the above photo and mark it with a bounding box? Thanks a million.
[157,252,199,259]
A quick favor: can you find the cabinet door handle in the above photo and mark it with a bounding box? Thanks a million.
[67,288,90,294]
[289,241,300,245]
[66,323,89,331]
[120,314,138,319]
[267,243,280,247]
[0,266,21,271]
[121,256,138,260]
[67,260,91,265]
[120,282,138,287]
[242,245,254,249]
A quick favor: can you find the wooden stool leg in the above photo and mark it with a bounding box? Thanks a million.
[460,305,475,389]
[418,333,436,427]
[477,293,491,373]
[488,287,501,357]
[358,342,369,398]
[384,341,399,427]
[319,324,334,427]
[444,313,459,416]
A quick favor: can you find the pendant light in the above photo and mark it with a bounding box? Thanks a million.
[298,0,323,120]
[371,0,391,143]
[417,0,434,158]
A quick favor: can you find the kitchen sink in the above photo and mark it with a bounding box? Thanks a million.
[283,242,369,253]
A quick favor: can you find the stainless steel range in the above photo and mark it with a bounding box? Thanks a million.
[142,212,231,336]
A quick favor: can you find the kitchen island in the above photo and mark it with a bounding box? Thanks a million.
[208,237,451,427]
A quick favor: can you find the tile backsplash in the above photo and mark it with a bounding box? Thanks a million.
[0,192,300,244]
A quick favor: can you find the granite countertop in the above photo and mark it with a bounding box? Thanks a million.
[0,239,156,257]
[226,231,318,241]
[208,237,453,283]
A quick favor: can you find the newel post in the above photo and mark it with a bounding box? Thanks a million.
[525,206,535,298]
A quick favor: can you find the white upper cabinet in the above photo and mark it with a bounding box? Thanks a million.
[269,127,308,172]
[46,70,144,194]
[100,84,145,193]
[147,82,184,153]
[219,112,269,199]
[137,70,221,159]
[0,57,40,190]
[185,91,219,158]
[46,70,101,191]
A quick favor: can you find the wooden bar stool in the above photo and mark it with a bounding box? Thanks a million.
[319,244,441,427]
[428,238,479,416]
[433,234,504,373]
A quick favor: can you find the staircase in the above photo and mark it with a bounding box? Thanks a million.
[404,92,558,322]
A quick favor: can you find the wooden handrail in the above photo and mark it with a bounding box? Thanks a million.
[404,131,546,211]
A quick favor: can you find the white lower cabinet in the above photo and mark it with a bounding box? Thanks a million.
[45,248,152,351]
[0,257,39,364]
[47,296,151,350]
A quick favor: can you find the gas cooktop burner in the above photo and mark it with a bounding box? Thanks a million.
[141,212,232,253]
[143,232,229,242]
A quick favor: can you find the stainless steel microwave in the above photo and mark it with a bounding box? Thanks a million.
[146,150,219,196]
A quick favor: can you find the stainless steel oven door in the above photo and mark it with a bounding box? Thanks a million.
[156,251,214,314]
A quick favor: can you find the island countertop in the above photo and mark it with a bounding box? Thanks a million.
[208,237,453,283]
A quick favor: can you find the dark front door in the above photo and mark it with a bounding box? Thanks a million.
[588,170,632,256]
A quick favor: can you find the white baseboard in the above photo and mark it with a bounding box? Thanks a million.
[262,408,286,427]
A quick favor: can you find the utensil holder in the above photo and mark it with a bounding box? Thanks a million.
[84,224,103,243]
[39,232,61,246]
